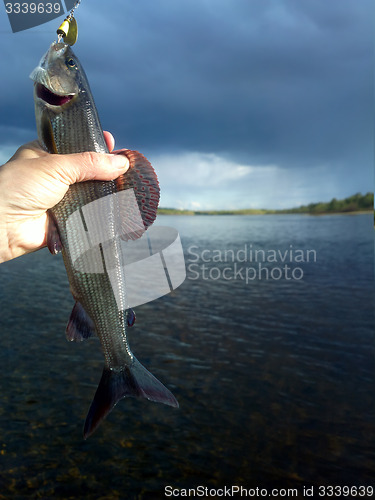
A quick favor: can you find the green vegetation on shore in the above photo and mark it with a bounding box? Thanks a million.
[158,192,374,216]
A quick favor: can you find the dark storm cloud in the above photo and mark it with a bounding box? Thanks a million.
[2,0,372,162]
[88,0,372,171]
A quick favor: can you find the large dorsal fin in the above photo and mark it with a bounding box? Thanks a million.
[114,149,160,240]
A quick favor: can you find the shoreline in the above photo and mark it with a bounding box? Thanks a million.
[157,193,373,217]
[157,209,373,216]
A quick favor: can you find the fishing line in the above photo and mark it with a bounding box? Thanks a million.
[68,0,82,18]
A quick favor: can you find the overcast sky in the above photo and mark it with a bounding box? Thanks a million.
[0,0,372,209]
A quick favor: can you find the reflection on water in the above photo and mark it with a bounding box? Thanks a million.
[0,214,373,498]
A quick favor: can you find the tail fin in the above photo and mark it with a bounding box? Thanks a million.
[83,357,178,439]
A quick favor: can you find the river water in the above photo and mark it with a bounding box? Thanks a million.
[0,214,373,498]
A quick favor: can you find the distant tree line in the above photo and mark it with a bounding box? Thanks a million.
[277,192,374,214]
[158,192,374,216]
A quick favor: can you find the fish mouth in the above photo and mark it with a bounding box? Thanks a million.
[36,83,75,106]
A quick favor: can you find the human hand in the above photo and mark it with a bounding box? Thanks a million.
[0,131,129,263]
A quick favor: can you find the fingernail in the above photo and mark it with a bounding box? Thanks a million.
[110,154,129,171]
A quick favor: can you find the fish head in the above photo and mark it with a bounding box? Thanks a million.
[30,42,86,108]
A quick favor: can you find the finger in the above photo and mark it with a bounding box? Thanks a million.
[103,131,115,152]
[44,151,130,185]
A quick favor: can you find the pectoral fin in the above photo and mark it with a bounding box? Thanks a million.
[46,213,62,255]
[126,308,136,327]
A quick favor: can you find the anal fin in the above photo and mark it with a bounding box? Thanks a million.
[66,301,96,341]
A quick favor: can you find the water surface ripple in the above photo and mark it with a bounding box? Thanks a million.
[0,214,373,498]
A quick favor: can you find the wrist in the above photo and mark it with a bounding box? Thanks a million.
[0,166,14,263]
[0,208,11,264]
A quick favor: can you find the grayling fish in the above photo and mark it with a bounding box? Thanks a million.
[30,41,178,438]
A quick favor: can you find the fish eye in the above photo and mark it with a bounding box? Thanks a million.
[66,58,76,68]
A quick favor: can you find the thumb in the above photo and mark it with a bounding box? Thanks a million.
[49,151,130,185]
